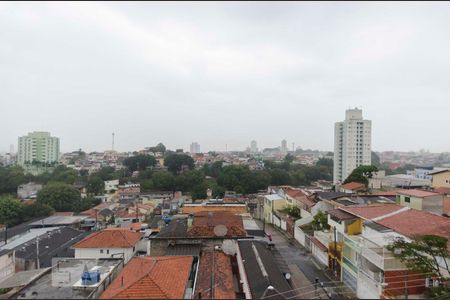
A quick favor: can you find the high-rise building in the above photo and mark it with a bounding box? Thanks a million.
[190,142,200,154]
[281,139,288,154]
[333,108,372,184]
[17,131,60,165]
[250,140,258,153]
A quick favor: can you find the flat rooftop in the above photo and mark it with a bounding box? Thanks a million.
[29,216,87,227]
[15,258,121,299]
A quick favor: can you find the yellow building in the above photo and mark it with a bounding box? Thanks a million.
[430,169,450,188]
[263,194,286,224]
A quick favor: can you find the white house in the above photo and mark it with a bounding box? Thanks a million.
[104,179,119,193]
[0,249,15,282]
[71,228,143,263]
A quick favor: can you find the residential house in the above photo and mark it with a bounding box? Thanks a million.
[340,182,366,194]
[194,251,239,299]
[0,249,15,282]
[0,227,87,271]
[148,211,248,257]
[104,179,119,193]
[263,194,286,225]
[326,204,450,299]
[72,228,143,263]
[180,203,247,215]
[429,169,450,189]
[99,256,196,299]
[396,189,445,215]
[17,182,42,200]
[13,258,123,299]
[237,240,294,299]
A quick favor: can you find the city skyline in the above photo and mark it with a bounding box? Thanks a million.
[1,2,450,153]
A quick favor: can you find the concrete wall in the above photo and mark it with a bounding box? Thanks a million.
[431,171,450,188]
[0,251,15,280]
[74,248,135,264]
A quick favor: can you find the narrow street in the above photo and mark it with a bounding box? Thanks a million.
[262,224,356,299]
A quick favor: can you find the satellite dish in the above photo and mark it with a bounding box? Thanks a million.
[222,240,237,255]
[213,225,227,237]
[285,273,291,280]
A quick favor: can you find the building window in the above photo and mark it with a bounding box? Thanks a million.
[405,197,410,203]
[107,249,110,254]
[100,249,104,254]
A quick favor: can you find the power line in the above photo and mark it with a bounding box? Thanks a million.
[261,280,343,299]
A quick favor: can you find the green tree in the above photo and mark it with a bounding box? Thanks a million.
[343,165,378,186]
[152,171,175,191]
[87,176,104,195]
[164,154,194,174]
[0,196,24,226]
[284,154,295,164]
[387,235,450,279]
[149,143,166,154]
[22,202,54,220]
[281,205,301,218]
[268,169,291,185]
[37,182,82,212]
[312,211,329,230]
[371,151,381,168]
[123,155,157,172]
[192,183,208,200]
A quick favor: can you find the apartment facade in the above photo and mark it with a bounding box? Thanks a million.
[17,131,60,165]
[334,108,372,184]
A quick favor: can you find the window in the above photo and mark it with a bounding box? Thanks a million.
[405,197,410,203]
[107,249,110,254]
[100,249,104,254]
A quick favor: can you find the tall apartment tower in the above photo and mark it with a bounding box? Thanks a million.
[18,131,60,165]
[333,108,371,184]
[281,139,288,154]
[250,140,258,153]
[190,142,200,154]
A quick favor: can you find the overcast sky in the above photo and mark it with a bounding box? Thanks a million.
[1,2,449,153]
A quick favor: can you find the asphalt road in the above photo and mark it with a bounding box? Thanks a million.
[263,224,356,299]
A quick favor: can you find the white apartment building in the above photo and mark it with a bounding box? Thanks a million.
[189,142,200,154]
[17,131,60,165]
[334,109,372,184]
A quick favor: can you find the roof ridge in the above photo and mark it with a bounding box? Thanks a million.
[372,206,410,221]
[116,228,134,247]
[72,230,102,247]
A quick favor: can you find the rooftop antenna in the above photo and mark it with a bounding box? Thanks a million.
[112,133,115,152]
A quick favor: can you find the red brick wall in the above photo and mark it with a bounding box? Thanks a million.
[384,270,426,296]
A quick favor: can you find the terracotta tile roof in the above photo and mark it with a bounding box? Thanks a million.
[52,212,74,216]
[341,182,365,190]
[376,209,450,249]
[195,251,236,299]
[372,190,400,197]
[100,256,193,299]
[72,228,142,248]
[283,187,307,198]
[187,211,246,237]
[328,209,358,221]
[127,222,145,231]
[295,195,316,209]
[115,209,145,218]
[435,187,450,195]
[396,189,440,198]
[340,204,404,220]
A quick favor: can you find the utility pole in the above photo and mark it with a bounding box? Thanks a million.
[333,226,337,278]
[36,236,40,269]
